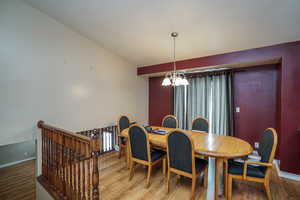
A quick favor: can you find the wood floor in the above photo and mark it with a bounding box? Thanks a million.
[0,153,300,200]
[100,151,300,200]
[0,160,36,200]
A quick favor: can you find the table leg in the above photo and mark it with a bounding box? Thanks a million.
[206,158,214,200]
[126,141,130,169]
[214,158,222,200]
[224,159,228,199]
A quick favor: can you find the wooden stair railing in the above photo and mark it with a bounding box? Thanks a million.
[77,125,118,154]
[37,120,100,200]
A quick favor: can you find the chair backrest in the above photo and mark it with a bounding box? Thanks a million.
[167,130,195,174]
[162,115,178,128]
[128,124,150,162]
[258,128,278,163]
[192,117,209,132]
[117,115,130,135]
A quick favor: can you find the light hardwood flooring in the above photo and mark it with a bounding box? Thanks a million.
[100,151,300,200]
[0,153,300,200]
[0,160,36,200]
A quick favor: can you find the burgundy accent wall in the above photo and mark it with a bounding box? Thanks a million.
[149,77,173,126]
[233,66,279,157]
[142,41,300,174]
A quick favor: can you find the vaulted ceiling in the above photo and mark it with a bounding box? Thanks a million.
[25,0,300,66]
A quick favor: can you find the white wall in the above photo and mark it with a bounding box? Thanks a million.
[0,0,148,146]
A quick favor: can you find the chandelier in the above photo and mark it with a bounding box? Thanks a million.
[162,32,189,86]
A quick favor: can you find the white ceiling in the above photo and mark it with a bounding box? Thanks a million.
[25,0,300,67]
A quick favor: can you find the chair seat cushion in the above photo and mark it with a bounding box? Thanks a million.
[151,149,165,162]
[228,160,266,178]
[195,158,208,173]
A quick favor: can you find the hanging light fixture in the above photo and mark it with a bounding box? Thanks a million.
[162,32,189,86]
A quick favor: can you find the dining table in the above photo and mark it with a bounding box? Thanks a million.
[121,126,253,200]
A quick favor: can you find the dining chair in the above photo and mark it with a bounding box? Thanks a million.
[192,117,209,132]
[128,124,166,188]
[227,128,278,200]
[162,115,178,128]
[117,115,130,162]
[166,129,208,200]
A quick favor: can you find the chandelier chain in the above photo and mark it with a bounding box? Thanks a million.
[173,35,176,72]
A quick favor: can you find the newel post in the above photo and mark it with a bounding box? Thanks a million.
[91,131,100,200]
[37,120,45,177]
[37,120,45,128]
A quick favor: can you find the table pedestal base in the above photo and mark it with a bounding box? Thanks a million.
[206,158,228,200]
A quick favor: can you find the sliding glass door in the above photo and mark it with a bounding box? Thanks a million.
[174,72,233,136]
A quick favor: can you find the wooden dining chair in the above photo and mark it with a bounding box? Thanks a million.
[162,115,178,129]
[117,115,130,162]
[227,128,278,200]
[128,124,167,188]
[192,117,209,132]
[166,129,208,200]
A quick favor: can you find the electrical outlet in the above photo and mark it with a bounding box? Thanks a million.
[236,107,240,113]
[254,142,259,149]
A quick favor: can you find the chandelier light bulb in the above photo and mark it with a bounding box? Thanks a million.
[175,76,183,86]
[182,77,189,85]
[162,77,171,86]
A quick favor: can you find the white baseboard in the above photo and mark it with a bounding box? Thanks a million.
[273,159,281,176]
[273,159,300,182]
[0,157,36,169]
[279,171,300,181]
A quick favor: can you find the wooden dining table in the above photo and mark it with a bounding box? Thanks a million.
[121,126,253,200]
